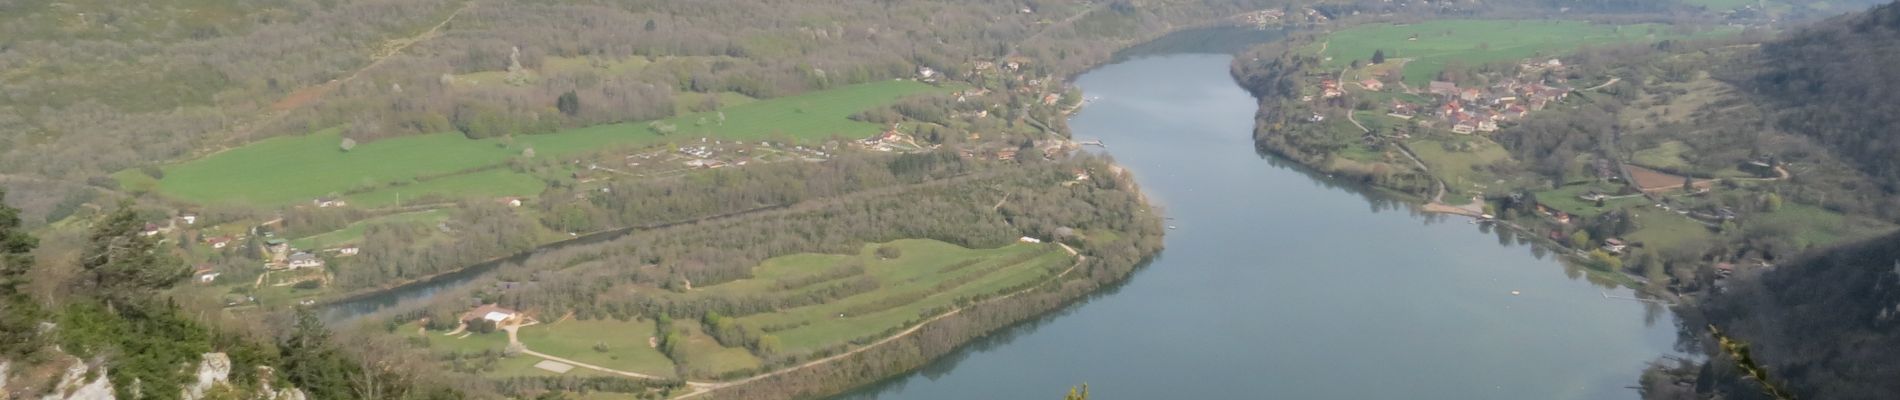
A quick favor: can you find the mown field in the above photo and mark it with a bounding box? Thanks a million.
[733,239,1071,355]
[1534,182,1649,219]
[516,319,677,378]
[1408,136,1512,194]
[1311,20,1728,86]
[443,239,1075,378]
[115,81,948,207]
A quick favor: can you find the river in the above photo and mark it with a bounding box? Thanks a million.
[831,51,1682,398]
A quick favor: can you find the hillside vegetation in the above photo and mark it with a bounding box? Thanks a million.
[1739,1,1900,197]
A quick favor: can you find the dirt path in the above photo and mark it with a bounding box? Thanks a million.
[1005,5,1101,60]
[520,347,685,383]
[212,1,473,150]
[1583,77,1622,91]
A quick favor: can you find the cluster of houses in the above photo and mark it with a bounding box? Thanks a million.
[858,128,913,152]
[1414,75,1573,134]
[1235,9,1286,28]
[1319,58,1577,135]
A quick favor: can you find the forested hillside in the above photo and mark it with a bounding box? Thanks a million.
[1636,3,1900,399]
[1739,1,1900,195]
[0,0,1275,224]
[1648,230,1900,400]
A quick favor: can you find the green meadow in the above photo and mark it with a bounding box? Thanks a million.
[729,239,1071,354]
[1312,20,1729,86]
[516,319,677,378]
[117,80,948,207]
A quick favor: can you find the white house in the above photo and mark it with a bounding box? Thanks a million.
[287,252,325,269]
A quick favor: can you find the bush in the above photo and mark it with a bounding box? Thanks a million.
[875,245,902,259]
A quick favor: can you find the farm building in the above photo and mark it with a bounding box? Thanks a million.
[287,252,324,269]
[462,304,521,324]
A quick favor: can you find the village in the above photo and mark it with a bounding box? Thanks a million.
[1279,44,1825,292]
[1312,57,1576,135]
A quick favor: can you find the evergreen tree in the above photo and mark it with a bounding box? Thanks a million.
[81,203,187,305]
[283,308,353,399]
[557,91,581,117]
[1371,49,1386,64]
[0,189,44,358]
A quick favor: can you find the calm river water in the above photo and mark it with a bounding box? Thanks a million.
[831,52,1680,399]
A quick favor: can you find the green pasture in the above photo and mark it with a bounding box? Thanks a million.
[1311,20,1728,86]
[117,81,947,207]
[517,319,677,378]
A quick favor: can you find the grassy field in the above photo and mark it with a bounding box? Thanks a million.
[1535,182,1649,219]
[1683,0,1761,10]
[732,239,1071,354]
[1755,203,1897,247]
[1632,141,1693,171]
[517,319,677,378]
[1627,210,1717,250]
[1312,20,1727,86]
[1409,136,1512,194]
[117,81,948,207]
[424,329,514,354]
[486,355,614,378]
[677,323,764,376]
[289,209,447,249]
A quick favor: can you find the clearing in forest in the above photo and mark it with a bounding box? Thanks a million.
[114,80,948,207]
[288,209,449,250]
[1310,20,1729,86]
